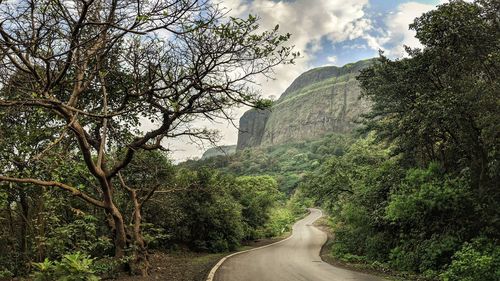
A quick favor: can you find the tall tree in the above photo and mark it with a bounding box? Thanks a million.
[358,0,499,237]
[0,0,295,274]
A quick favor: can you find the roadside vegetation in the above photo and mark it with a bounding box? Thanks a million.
[0,0,298,279]
[301,1,499,280]
[0,151,307,279]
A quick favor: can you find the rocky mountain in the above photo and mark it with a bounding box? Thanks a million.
[236,108,271,150]
[201,145,237,160]
[237,59,373,150]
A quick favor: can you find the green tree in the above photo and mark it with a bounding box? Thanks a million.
[358,0,499,191]
[145,168,245,252]
[358,0,499,244]
[302,1,500,278]
[0,0,295,275]
[233,176,281,238]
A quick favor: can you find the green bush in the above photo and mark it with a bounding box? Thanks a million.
[32,252,100,281]
[152,169,245,252]
[43,214,113,259]
[340,253,367,263]
[141,223,171,249]
[365,232,393,262]
[388,246,419,272]
[442,239,500,281]
[263,207,295,237]
[387,235,461,273]
[233,175,281,239]
[0,269,13,279]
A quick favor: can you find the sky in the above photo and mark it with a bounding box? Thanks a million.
[165,0,454,162]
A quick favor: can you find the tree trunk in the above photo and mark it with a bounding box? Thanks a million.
[100,179,128,259]
[101,177,149,275]
[18,191,29,261]
[110,205,128,258]
[129,189,149,276]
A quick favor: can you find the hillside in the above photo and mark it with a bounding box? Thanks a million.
[237,59,373,150]
[188,133,353,193]
[201,145,237,160]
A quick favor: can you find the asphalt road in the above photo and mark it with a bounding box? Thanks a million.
[214,208,387,281]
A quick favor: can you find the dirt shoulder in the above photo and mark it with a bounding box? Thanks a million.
[113,237,286,281]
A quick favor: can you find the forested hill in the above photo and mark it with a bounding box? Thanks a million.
[236,59,373,150]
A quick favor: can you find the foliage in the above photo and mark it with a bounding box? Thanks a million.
[233,176,282,238]
[303,132,498,277]
[142,168,292,252]
[441,238,500,281]
[151,168,244,252]
[263,206,296,237]
[301,2,499,280]
[32,252,100,281]
[183,133,353,193]
[359,0,499,198]
[0,270,13,279]
[42,214,113,259]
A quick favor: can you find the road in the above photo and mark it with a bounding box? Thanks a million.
[213,208,387,281]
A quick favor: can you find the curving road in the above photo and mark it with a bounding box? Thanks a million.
[213,208,387,281]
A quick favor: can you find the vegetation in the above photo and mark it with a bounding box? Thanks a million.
[183,133,353,193]
[0,149,302,278]
[301,1,499,280]
[0,0,296,277]
[0,0,497,280]
[32,252,100,281]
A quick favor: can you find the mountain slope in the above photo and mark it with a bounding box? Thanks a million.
[237,59,373,150]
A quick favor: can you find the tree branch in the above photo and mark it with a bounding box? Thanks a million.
[0,175,105,208]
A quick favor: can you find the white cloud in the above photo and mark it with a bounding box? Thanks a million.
[223,0,371,97]
[385,2,434,56]
[365,2,435,57]
[327,55,338,64]
[342,43,367,50]
[166,0,375,161]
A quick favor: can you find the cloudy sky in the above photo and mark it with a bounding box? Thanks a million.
[166,0,452,161]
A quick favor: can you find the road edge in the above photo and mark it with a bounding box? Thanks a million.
[313,211,391,281]
[205,209,314,281]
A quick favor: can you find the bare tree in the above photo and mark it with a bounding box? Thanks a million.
[0,0,295,275]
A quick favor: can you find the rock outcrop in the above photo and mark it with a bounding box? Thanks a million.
[201,145,236,160]
[236,108,271,150]
[236,59,373,150]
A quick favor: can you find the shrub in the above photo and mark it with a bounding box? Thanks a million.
[32,252,100,281]
[263,207,295,237]
[441,239,500,281]
[340,253,367,263]
[0,269,13,279]
[43,215,113,259]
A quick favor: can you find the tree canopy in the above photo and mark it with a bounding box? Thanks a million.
[0,0,295,275]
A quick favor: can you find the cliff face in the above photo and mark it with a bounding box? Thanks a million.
[236,108,271,150]
[237,59,373,150]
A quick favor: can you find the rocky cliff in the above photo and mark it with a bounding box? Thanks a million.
[201,145,236,160]
[236,108,271,150]
[237,59,373,150]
